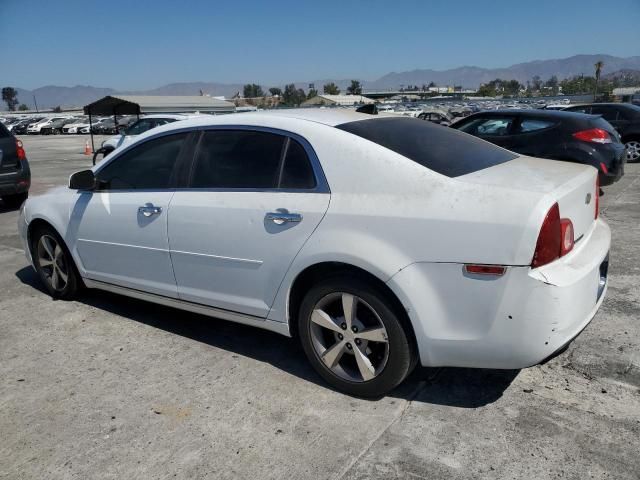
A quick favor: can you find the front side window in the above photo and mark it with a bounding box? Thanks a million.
[97,133,188,190]
[191,130,317,190]
[515,118,556,133]
[457,117,515,136]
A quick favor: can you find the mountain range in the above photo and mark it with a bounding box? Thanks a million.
[9,54,640,110]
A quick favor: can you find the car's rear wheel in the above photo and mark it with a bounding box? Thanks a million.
[625,139,640,162]
[31,226,80,299]
[298,275,415,397]
[1,192,28,208]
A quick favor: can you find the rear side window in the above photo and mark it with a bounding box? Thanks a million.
[515,118,556,133]
[280,139,316,189]
[192,130,285,188]
[337,117,517,177]
[191,130,317,190]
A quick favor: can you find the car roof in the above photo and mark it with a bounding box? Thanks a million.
[465,109,598,120]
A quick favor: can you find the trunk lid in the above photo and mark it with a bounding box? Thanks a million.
[459,156,598,245]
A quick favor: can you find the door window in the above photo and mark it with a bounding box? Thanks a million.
[96,133,188,190]
[191,130,317,190]
[515,118,556,133]
[590,106,618,121]
[457,117,515,136]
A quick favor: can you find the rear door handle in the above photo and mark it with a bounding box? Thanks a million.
[138,205,162,217]
[266,212,302,225]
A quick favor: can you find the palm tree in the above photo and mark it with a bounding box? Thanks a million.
[594,61,604,100]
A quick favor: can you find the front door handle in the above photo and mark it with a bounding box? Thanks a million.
[138,204,162,217]
[266,212,302,225]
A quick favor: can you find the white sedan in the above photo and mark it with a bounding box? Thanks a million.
[18,110,610,397]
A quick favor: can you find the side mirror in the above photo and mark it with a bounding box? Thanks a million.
[69,170,96,190]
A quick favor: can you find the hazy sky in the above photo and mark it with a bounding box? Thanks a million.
[1,0,639,90]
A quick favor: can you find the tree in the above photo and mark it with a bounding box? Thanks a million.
[282,84,306,106]
[18,103,29,111]
[2,87,18,111]
[428,81,437,88]
[243,83,264,98]
[323,82,340,95]
[594,60,604,99]
[531,75,542,91]
[52,105,62,113]
[346,80,362,95]
[269,87,282,97]
[307,88,318,100]
[545,76,559,95]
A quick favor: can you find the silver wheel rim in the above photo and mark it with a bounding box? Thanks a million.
[626,141,640,161]
[309,292,389,382]
[37,235,68,292]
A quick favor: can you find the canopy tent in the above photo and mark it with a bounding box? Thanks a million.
[83,95,236,156]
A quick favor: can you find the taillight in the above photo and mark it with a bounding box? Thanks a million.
[595,176,599,219]
[599,162,608,174]
[560,219,574,256]
[572,128,612,144]
[531,203,576,268]
[15,139,26,160]
[532,203,561,268]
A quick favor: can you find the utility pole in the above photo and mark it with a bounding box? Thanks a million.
[33,95,39,112]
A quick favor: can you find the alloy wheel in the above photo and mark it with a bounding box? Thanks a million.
[37,234,69,292]
[309,292,389,382]
[625,140,640,162]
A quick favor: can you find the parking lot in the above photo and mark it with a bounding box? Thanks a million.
[1,135,639,479]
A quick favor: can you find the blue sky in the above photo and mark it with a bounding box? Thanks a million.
[1,0,639,90]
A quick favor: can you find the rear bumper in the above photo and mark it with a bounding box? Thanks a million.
[0,162,31,196]
[387,218,611,369]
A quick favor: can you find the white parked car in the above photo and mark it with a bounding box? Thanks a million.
[27,116,69,134]
[18,110,610,397]
[62,118,92,134]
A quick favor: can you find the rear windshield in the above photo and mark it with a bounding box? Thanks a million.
[336,117,517,177]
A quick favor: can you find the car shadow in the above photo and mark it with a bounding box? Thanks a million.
[15,266,518,407]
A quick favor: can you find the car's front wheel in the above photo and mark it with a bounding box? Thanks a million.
[31,226,80,299]
[298,275,416,397]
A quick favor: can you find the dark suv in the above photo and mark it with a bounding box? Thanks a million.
[564,103,640,162]
[0,123,30,208]
[451,109,625,186]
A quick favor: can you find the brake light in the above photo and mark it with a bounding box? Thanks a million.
[560,219,574,255]
[15,139,26,160]
[532,203,561,268]
[572,128,611,144]
[599,162,608,174]
[595,176,599,219]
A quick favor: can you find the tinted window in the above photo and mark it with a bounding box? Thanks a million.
[337,117,517,177]
[192,130,285,189]
[515,118,556,133]
[591,106,618,121]
[567,106,591,114]
[457,117,515,136]
[0,123,10,138]
[280,139,316,189]
[97,133,188,190]
[125,118,177,136]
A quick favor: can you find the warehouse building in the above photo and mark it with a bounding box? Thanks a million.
[302,94,374,107]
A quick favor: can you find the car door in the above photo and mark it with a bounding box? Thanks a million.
[168,128,330,318]
[71,131,193,297]
[506,116,560,158]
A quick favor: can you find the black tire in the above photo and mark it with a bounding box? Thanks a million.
[31,225,81,300]
[1,192,28,208]
[298,275,416,397]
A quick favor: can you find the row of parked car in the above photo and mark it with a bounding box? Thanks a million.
[413,102,640,185]
[0,115,138,135]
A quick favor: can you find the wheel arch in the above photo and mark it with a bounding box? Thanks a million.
[286,261,418,355]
